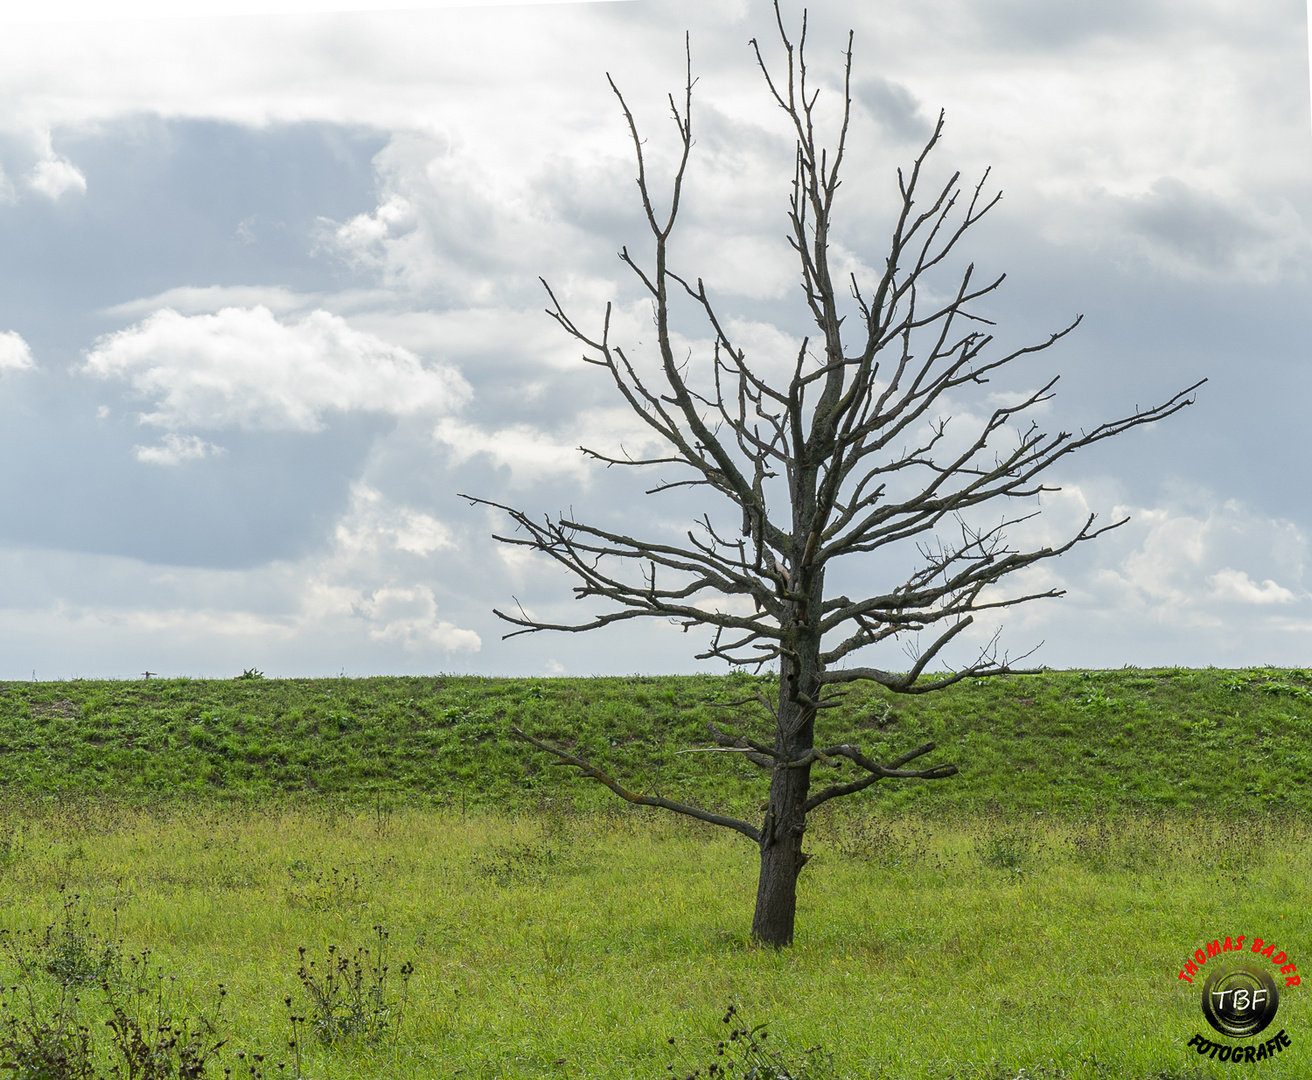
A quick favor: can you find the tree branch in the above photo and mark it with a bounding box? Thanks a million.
[512,727,762,842]
[802,740,957,813]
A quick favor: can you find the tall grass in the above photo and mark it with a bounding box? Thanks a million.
[0,796,1302,1078]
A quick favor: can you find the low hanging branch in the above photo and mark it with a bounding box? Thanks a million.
[511,727,762,842]
[513,724,957,833]
[474,2,1203,946]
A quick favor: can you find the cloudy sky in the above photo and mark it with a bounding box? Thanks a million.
[0,0,1308,679]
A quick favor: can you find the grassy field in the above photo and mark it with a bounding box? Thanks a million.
[0,798,1303,1079]
[0,668,1306,1079]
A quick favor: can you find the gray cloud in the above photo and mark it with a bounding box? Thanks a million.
[1112,177,1311,280]
[853,77,931,143]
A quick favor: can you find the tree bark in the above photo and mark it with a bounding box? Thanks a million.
[751,756,811,946]
[751,621,820,946]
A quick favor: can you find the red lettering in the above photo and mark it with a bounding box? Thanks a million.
[1271,951,1287,964]
[1224,936,1236,951]
[1236,935,1246,950]
[1286,975,1301,988]
[1195,949,1208,965]
[1261,944,1276,958]
[1252,937,1265,953]
[1179,971,1193,983]
[1206,940,1221,957]
[1184,959,1199,976]
[1281,963,1297,975]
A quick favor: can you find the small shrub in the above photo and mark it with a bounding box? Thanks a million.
[282,865,366,914]
[0,892,123,993]
[981,832,1032,870]
[0,894,238,1080]
[1077,685,1120,710]
[99,966,228,1080]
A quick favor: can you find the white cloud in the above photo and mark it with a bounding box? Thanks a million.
[328,193,411,267]
[27,157,85,200]
[82,305,471,433]
[133,433,228,466]
[103,285,317,320]
[0,0,626,24]
[333,483,455,557]
[434,407,667,486]
[0,330,34,371]
[692,593,757,618]
[90,605,293,639]
[435,418,591,485]
[359,585,480,652]
[304,483,480,654]
[1207,567,1296,605]
[317,132,587,305]
[1086,494,1306,626]
[1049,179,1312,283]
[985,388,1055,414]
[674,233,796,302]
[935,486,1310,667]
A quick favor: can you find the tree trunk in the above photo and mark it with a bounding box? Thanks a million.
[751,633,819,946]
[750,754,812,945]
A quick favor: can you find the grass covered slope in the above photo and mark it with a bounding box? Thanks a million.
[0,667,1308,813]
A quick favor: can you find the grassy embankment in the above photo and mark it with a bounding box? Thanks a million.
[0,667,1306,1079]
[2,666,1310,811]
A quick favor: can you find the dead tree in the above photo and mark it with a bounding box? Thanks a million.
[465,4,1202,946]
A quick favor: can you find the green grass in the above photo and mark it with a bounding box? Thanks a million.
[2,666,1311,813]
[0,667,1308,1078]
[0,797,1302,1079]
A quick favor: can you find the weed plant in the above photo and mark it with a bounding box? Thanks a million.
[667,1004,835,1080]
[0,889,417,1079]
[292,926,414,1046]
[0,920,229,1079]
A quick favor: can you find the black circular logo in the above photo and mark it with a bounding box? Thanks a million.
[1201,966,1280,1038]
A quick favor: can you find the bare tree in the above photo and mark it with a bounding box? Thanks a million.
[466,4,1202,946]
